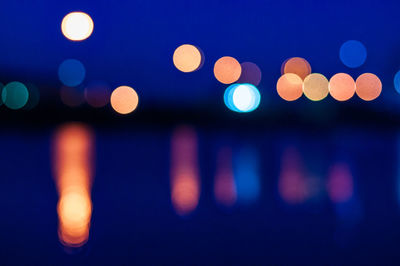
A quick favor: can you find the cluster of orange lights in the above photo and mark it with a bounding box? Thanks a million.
[53,123,94,248]
[277,57,382,102]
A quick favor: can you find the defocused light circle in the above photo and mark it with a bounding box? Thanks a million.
[329,73,355,101]
[277,73,303,101]
[214,56,242,84]
[110,86,139,114]
[0,82,4,106]
[61,12,94,41]
[394,71,400,94]
[237,62,262,86]
[58,59,86,87]
[303,73,329,101]
[84,81,110,108]
[339,40,367,68]
[2,81,29,110]
[282,57,311,80]
[224,84,260,113]
[173,44,203,73]
[355,73,382,101]
[24,83,40,110]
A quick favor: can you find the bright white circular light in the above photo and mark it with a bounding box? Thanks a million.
[61,12,94,41]
[224,83,260,113]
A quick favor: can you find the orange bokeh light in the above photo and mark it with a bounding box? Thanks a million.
[329,73,356,101]
[282,57,311,80]
[214,56,242,84]
[53,123,94,247]
[355,73,382,101]
[110,86,139,115]
[170,126,200,216]
[303,73,329,101]
[277,73,303,101]
[173,44,203,73]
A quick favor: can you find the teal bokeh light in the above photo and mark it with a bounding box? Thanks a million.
[58,59,86,87]
[2,81,29,110]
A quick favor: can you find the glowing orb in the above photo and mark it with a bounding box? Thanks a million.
[110,86,139,114]
[61,12,94,41]
[355,73,382,101]
[329,73,355,101]
[224,83,260,113]
[303,73,329,101]
[282,57,311,80]
[277,73,303,101]
[339,40,367,68]
[173,44,203,73]
[2,81,29,110]
[58,59,86,87]
[214,56,242,84]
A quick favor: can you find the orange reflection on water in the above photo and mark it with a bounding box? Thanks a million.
[214,147,236,207]
[53,123,94,247]
[278,148,308,204]
[170,126,200,216]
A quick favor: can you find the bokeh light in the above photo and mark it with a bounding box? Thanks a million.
[52,123,94,247]
[214,56,242,84]
[2,81,29,110]
[170,126,200,216]
[303,73,329,101]
[0,82,3,106]
[339,40,367,68]
[224,83,261,113]
[355,73,382,101]
[327,163,353,203]
[60,86,85,107]
[282,57,311,80]
[173,44,203,73]
[84,81,111,108]
[58,59,86,87]
[214,147,236,207]
[237,62,262,86]
[61,12,94,41]
[110,86,139,114]
[394,71,400,94]
[276,73,303,101]
[329,73,356,101]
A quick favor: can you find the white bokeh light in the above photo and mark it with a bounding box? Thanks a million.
[224,83,260,113]
[61,12,94,41]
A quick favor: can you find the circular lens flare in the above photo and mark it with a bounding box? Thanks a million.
[58,59,86,87]
[61,12,94,41]
[329,73,355,101]
[339,40,367,68]
[214,56,242,84]
[282,57,311,80]
[355,73,382,101]
[224,84,260,113]
[110,86,139,114]
[173,44,203,73]
[237,62,262,86]
[303,73,329,101]
[2,81,29,110]
[277,74,303,101]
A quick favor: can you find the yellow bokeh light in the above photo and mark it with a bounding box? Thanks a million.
[214,56,242,84]
[110,86,139,115]
[277,73,303,101]
[329,73,355,101]
[303,73,329,101]
[61,12,94,41]
[173,44,203,73]
[355,73,382,101]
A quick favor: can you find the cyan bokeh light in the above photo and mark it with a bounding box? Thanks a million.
[2,81,29,110]
[339,40,367,68]
[224,83,260,113]
[58,59,86,87]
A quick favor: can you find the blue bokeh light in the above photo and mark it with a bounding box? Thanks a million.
[339,40,367,68]
[394,71,400,94]
[224,83,261,113]
[58,59,86,87]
